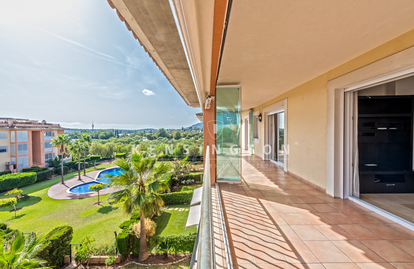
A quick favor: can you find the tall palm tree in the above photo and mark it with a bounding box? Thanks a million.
[52,134,71,184]
[69,140,84,180]
[80,134,93,176]
[0,231,46,269]
[109,151,171,262]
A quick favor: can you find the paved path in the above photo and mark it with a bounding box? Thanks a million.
[47,169,119,200]
[219,155,414,269]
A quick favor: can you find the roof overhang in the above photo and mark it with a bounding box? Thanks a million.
[108,0,200,107]
[217,0,414,109]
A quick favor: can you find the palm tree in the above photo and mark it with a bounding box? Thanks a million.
[0,231,46,269]
[69,140,84,180]
[52,134,71,184]
[80,134,93,176]
[109,151,171,262]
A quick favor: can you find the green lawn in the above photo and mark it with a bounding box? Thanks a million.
[0,164,129,246]
[154,205,197,236]
[179,184,202,192]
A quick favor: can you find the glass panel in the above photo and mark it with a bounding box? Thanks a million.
[17,131,28,142]
[18,144,28,155]
[11,131,15,143]
[278,112,285,164]
[0,132,8,140]
[216,87,241,182]
[18,156,29,169]
[44,142,53,152]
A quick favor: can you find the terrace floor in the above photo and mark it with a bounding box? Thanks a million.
[218,155,414,269]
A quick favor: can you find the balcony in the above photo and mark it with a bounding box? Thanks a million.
[207,155,414,268]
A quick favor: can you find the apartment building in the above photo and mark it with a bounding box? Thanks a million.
[0,118,65,172]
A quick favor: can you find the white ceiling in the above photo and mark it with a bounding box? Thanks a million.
[217,0,414,109]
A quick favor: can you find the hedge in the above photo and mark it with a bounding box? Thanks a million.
[159,191,193,205]
[36,170,54,182]
[151,233,196,254]
[89,155,101,161]
[39,226,73,267]
[116,229,131,259]
[0,172,37,192]
[55,166,69,175]
[184,172,203,183]
[22,166,48,173]
[115,153,126,159]
[0,171,11,176]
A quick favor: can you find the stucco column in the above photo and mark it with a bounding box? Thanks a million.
[203,98,216,184]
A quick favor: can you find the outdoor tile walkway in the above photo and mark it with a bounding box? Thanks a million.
[219,155,414,269]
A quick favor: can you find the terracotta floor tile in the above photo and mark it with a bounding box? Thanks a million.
[271,203,298,213]
[339,224,383,240]
[360,240,414,262]
[286,264,325,269]
[249,242,287,264]
[313,224,355,240]
[343,212,384,224]
[362,223,410,239]
[256,263,291,269]
[280,240,319,264]
[386,224,414,239]
[330,203,361,213]
[289,203,318,213]
[309,204,339,213]
[322,263,360,269]
[269,213,288,226]
[323,212,358,224]
[236,261,258,269]
[391,263,414,269]
[279,213,311,225]
[356,263,395,269]
[232,241,255,264]
[290,225,328,240]
[277,225,301,241]
[297,195,323,203]
[389,240,414,256]
[332,240,385,262]
[304,240,352,262]
[300,212,334,225]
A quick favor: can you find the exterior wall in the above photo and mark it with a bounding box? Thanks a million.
[0,130,10,172]
[252,28,414,190]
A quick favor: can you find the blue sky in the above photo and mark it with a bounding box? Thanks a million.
[0,0,201,129]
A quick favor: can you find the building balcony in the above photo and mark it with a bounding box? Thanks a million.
[207,155,414,269]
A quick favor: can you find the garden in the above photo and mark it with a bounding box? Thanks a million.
[0,134,203,268]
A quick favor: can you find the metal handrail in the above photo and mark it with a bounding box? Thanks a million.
[190,145,215,269]
[216,182,233,269]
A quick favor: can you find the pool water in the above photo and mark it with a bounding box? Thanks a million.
[96,167,123,184]
[68,167,123,194]
[69,182,109,194]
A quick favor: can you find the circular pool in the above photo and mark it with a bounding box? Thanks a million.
[68,167,122,194]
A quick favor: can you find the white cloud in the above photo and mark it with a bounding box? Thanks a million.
[142,89,155,96]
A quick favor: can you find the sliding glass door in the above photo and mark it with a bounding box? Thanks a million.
[216,87,242,182]
[268,111,284,166]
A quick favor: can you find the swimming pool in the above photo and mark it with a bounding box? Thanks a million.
[68,167,123,194]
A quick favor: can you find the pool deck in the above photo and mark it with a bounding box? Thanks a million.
[47,169,119,200]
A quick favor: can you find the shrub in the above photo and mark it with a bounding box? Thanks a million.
[55,166,69,175]
[63,161,76,169]
[0,171,11,176]
[39,226,73,267]
[0,172,37,192]
[22,166,48,173]
[132,218,156,239]
[159,191,193,205]
[114,153,126,159]
[36,170,54,182]
[89,155,101,161]
[116,229,131,259]
[153,233,196,254]
[0,223,7,230]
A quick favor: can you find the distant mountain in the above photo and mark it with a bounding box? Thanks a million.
[188,122,203,129]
